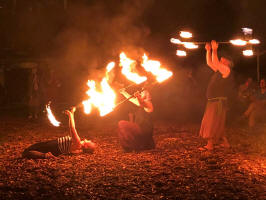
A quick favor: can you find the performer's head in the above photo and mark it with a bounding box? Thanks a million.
[220,51,234,68]
[80,139,96,153]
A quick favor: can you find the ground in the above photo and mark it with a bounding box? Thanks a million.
[0,116,265,200]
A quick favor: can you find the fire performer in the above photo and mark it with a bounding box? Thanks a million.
[118,84,155,152]
[22,107,96,159]
[199,40,232,151]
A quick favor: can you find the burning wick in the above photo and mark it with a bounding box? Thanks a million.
[243,49,253,56]
[46,103,61,127]
[176,50,187,56]
[229,39,247,46]
[180,31,192,38]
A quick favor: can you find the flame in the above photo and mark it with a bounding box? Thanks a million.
[46,104,61,127]
[249,39,260,44]
[106,62,115,72]
[170,38,182,44]
[141,54,173,83]
[180,31,192,38]
[176,50,187,56]
[119,52,147,84]
[183,42,198,49]
[230,39,247,46]
[82,63,116,116]
[243,49,253,56]
[105,62,115,81]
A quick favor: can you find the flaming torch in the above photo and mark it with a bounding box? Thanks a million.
[46,103,61,127]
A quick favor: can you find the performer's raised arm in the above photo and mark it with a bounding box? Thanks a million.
[65,107,81,148]
[211,40,231,78]
[205,42,217,72]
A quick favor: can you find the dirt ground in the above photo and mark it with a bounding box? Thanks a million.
[0,116,265,200]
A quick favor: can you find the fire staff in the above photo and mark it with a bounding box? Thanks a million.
[22,107,96,159]
[199,40,232,151]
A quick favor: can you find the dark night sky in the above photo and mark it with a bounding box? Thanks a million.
[0,0,266,119]
[0,0,265,76]
[0,0,266,110]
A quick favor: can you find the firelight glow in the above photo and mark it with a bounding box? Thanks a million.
[176,50,187,56]
[180,31,192,38]
[243,49,254,56]
[142,54,173,83]
[119,52,147,84]
[170,38,182,44]
[46,104,61,127]
[183,42,198,49]
[230,39,247,46]
[82,62,116,116]
[249,39,260,44]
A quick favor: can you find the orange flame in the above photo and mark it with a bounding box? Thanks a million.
[82,62,116,116]
[119,52,147,84]
[170,38,182,44]
[243,49,253,56]
[230,39,247,46]
[183,42,198,49]
[180,31,192,38]
[141,54,173,83]
[176,50,187,56]
[46,104,61,127]
[248,39,260,44]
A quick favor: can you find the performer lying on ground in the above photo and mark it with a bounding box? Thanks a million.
[22,107,96,159]
[118,85,155,152]
[199,40,232,151]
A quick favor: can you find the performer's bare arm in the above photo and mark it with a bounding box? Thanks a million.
[120,89,153,112]
[211,40,230,78]
[205,42,217,72]
[134,91,154,113]
[65,107,81,149]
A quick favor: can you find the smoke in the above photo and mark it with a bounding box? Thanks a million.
[44,0,154,104]
[51,0,153,73]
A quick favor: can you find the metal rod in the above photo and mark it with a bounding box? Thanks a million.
[194,41,230,45]
[119,82,139,92]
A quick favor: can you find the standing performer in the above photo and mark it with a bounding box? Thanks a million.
[22,107,96,159]
[199,40,232,151]
[118,85,155,152]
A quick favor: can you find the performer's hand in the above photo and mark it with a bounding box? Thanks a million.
[211,40,218,50]
[70,106,76,113]
[205,42,211,51]
[119,88,126,94]
[134,91,141,98]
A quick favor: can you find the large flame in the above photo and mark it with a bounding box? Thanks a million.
[141,54,173,83]
[46,104,61,127]
[119,52,147,84]
[82,62,116,116]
